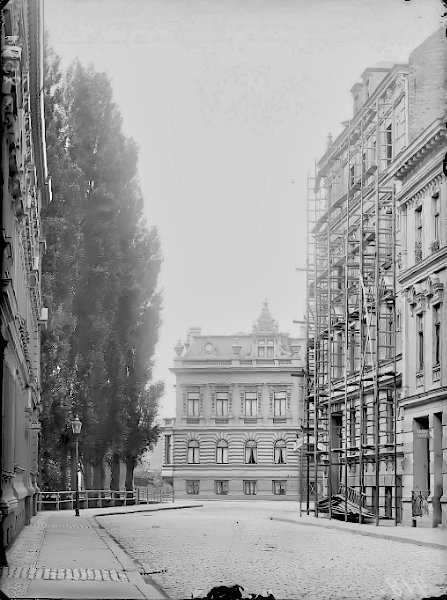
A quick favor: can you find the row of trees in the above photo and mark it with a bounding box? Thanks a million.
[39,46,163,491]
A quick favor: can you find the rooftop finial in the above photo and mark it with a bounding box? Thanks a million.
[253,300,278,333]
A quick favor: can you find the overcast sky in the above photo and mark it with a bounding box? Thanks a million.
[44,0,443,417]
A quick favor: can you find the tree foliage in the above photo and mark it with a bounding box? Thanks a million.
[40,46,163,491]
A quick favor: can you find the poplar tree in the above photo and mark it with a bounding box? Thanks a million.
[40,50,163,491]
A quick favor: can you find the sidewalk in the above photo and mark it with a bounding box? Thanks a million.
[270,511,447,551]
[0,501,202,599]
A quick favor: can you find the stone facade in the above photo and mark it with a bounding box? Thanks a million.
[393,29,447,526]
[162,303,306,500]
[1,0,50,546]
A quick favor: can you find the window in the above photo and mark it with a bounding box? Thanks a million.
[215,392,228,416]
[362,405,368,439]
[348,331,355,373]
[349,164,355,187]
[415,206,422,242]
[385,306,393,359]
[187,440,199,464]
[216,439,228,464]
[433,193,440,241]
[274,440,287,464]
[258,339,274,357]
[245,440,257,464]
[385,124,392,163]
[186,480,199,495]
[273,480,287,495]
[215,480,228,495]
[164,435,172,464]
[386,391,394,444]
[243,480,257,495]
[274,391,287,416]
[434,304,441,367]
[417,313,424,372]
[187,392,200,417]
[245,392,257,417]
[349,406,356,446]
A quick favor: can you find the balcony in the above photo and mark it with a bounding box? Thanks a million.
[214,417,229,425]
[244,417,258,425]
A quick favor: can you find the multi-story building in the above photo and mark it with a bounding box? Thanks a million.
[162,303,306,500]
[1,0,50,547]
[306,26,446,527]
[392,29,447,527]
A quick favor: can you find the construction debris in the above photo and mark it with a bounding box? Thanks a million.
[317,495,375,522]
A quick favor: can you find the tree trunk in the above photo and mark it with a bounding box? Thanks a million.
[125,456,136,491]
[84,462,92,490]
[93,458,105,490]
[110,454,121,491]
[60,449,68,490]
[70,449,77,490]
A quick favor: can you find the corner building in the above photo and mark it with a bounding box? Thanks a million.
[392,29,447,527]
[162,303,306,500]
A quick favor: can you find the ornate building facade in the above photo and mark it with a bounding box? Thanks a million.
[1,0,50,546]
[162,303,306,500]
[392,28,447,527]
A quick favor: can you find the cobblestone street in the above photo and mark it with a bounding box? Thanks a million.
[98,502,447,600]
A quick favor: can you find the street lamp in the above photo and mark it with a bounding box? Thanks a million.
[71,416,82,516]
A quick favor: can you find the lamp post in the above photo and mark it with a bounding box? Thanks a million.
[71,416,82,516]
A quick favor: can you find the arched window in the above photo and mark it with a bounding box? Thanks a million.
[274,440,287,464]
[245,440,257,464]
[216,439,228,464]
[187,440,199,464]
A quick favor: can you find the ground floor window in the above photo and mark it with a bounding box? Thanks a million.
[273,480,287,495]
[215,480,229,495]
[243,480,257,495]
[186,480,199,495]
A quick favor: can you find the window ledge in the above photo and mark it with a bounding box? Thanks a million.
[243,417,258,424]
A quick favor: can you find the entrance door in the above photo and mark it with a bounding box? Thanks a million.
[385,486,392,518]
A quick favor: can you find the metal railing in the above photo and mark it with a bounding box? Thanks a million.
[37,486,174,511]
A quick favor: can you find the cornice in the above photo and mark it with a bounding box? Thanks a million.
[398,247,447,286]
[392,118,447,182]
[400,385,447,408]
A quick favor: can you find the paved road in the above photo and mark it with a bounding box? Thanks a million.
[97,501,447,600]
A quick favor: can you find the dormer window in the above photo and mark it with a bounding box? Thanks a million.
[258,339,274,357]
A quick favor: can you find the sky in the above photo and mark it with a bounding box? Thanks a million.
[44,0,444,418]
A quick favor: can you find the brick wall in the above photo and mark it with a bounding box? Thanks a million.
[408,27,447,143]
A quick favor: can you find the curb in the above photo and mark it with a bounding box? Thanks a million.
[269,516,447,551]
[90,516,169,600]
[92,503,204,518]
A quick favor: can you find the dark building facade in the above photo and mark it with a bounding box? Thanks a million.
[1,0,50,546]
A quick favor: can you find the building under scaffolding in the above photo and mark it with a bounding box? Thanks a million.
[305,63,408,525]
